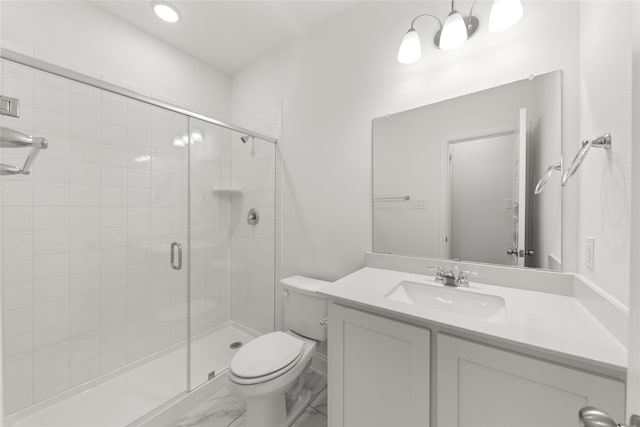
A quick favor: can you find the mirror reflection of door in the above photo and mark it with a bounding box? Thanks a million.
[372,71,561,270]
[448,129,519,266]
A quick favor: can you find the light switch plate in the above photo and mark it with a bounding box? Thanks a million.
[585,237,595,270]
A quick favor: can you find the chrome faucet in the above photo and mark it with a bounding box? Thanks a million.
[431,266,478,287]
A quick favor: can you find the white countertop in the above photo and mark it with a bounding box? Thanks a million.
[319,267,627,372]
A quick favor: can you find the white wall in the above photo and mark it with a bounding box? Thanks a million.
[577,2,633,306]
[231,1,580,282]
[627,0,640,415]
[0,0,230,120]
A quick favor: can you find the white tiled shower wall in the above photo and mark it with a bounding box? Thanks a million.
[231,103,281,334]
[0,59,198,413]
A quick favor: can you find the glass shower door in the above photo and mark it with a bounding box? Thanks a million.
[145,104,190,395]
[187,118,234,388]
[0,58,190,426]
[188,118,277,389]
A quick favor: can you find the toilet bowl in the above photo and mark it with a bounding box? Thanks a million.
[226,276,330,427]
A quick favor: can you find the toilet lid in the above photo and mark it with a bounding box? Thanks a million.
[230,331,304,378]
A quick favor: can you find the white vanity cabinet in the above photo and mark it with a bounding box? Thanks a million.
[328,304,431,427]
[437,334,625,427]
[328,303,626,427]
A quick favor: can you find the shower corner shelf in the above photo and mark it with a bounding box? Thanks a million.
[212,186,244,196]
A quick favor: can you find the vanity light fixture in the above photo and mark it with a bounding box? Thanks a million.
[397,0,523,64]
[489,0,524,32]
[151,0,181,23]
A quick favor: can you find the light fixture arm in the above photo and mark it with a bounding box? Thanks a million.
[410,13,443,31]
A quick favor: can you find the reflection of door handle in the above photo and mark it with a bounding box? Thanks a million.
[170,242,182,270]
[506,248,517,255]
[523,250,535,257]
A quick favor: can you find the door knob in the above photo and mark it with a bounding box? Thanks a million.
[579,407,640,427]
[506,248,517,255]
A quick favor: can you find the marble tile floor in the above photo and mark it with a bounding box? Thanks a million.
[174,369,327,427]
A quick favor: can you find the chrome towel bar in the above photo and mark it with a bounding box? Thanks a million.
[374,195,411,201]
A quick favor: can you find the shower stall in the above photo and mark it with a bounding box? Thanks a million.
[0,50,278,426]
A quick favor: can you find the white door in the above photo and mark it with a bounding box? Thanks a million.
[627,3,640,424]
[510,108,529,267]
[449,134,514,266]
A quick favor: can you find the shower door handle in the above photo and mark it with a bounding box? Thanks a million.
[170,242,182,270]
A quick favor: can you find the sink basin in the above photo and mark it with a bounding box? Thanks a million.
[385,281,507,323]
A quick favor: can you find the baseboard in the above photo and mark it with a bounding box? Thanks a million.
[311,352,327,375]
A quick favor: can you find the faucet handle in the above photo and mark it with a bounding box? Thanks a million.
[455,269,478,286]
[428,266,445,276]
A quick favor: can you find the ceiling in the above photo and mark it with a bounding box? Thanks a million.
[92,0,357,75]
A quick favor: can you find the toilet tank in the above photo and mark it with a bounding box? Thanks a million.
[281,276,330,341]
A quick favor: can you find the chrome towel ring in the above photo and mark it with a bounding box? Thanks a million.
[561,133,611,187]
[534,162,561,195]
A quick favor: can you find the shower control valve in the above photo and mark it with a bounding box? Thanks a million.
[247,208,260,226]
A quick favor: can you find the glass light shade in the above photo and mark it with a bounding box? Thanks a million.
[397,29,422,64]
[489,0,523,32]
[439,12,468,50]
[152,0,181,23]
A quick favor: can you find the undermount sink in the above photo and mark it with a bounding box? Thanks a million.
[385,281,507,324]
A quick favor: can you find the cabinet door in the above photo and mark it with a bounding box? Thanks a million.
[437,334,625,427]
[328,304,430,427]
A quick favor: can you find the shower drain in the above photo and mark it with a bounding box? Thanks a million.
[230,341,243,349]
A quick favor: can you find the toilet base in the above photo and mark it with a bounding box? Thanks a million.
[245,392,287,427]
[243,387,312,427]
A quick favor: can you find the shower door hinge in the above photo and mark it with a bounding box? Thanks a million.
[0,96,20,118]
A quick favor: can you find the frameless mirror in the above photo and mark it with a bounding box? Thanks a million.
[373,71,562,270]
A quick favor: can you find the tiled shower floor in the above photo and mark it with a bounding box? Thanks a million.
[8,323,257,427]
[174,369,328,427]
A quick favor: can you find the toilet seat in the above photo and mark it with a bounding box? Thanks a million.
[230,331,305,385]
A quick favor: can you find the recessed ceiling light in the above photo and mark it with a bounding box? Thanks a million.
[151,0,181,23]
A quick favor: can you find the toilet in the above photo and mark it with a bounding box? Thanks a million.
[227,276,329,427]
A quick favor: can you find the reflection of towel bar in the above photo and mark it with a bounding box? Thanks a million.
[534,162,561,195]
[562,133,611,187]
[374,195,410,201]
